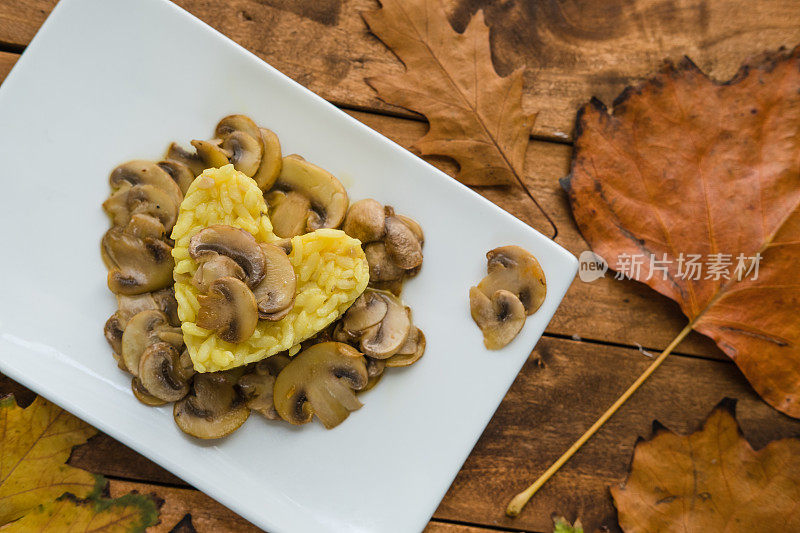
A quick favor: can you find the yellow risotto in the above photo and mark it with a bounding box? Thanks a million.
[171,165,369,372]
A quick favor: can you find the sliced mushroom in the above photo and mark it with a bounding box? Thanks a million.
[395,213,424,246]
[109,160,183,209]
[158,160,195,195]
[364,242,405,283]
[177,349,196,381]
[360,292,411,359]
[192,255,246,292]
[125,213,166,240]
[385,327,426,367]
[384,215,423,270]
[138,341,191,402]
[102,227,174,295]
[342,199,386,243]
[189,225,266,287]
[237,369,279,419]
[266,190,312,238]
[252,128,282,191]
[258,353,291,376]
[332,321,361,344]
[132,377,167,407]
[342,290,388,333]
[252,243,296,320]
[477,246,547,315]
[174,370,250,439]
[273,342,368,429]
[267,155,348,238]
[165,142,206,177]
[104,313,125,356]
[196,277,258,343]
[191,139,230,169]
[116,287,179,326]
[220,131,263,177]
[121,310,182,376]
[215,114,261,140]
[366,357,385,378]
[103,183,178,231]
[469,288,526,350]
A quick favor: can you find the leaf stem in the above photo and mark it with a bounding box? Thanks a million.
[505,322,695,517]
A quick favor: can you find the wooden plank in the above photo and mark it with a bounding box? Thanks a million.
[45,336,800,532]
[0,51,17,80]
[2,1,799,141]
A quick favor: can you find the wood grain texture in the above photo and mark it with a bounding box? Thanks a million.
[0,51,17,80]
[2,0,799,141]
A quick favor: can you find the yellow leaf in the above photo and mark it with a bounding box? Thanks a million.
[0,395,100,523]
[0,493,159,532]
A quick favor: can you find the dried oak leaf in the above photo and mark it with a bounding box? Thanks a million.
[0,395,100,523]
[0,492,160,532]
[362,0,535,187]
[563,46,800,416]
[612,399,800,531]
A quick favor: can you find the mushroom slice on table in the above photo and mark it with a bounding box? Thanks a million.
[165,142,206,177]
[103,183,178,232]
[121,310,183,376]
[158,159,195,195]
[343,199,386,244]
[359,292,412,359]
[131,377,167,407]
[138,341,191,402]
[174,370,250,439]
[237,367,279,419]
[109,160,183,209]
[384,215,423,270]
[252,243,296,320]
[476,245,547,315]
[196,277,259,343]
[266,155,348,238]
[273,342,368,429]
[189,225,266,287]
[102,227,174,295]
[469,288,526,350]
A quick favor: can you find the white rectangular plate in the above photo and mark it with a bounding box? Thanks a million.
[0,1,577,531]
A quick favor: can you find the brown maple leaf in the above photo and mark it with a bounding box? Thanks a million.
[612,399,800,531]
[564,46,800,417]
[362,0,555,236]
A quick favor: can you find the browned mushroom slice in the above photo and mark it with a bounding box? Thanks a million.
[102,227,174,295]
[253,128,282,191]
[385,327,426,367]
[332,321,361,344]
[343,199,386,244]
[361,357,386,392]
[109,160,183,209]
[253,243,296,320]
[132,377,167,407]
[196,277,258,343]
[359,293,411,359]
[469,288,526,350]
[258,353,291,376]
[189,225,267,287]
[221,131,263,177]
[477,246,547,315]
[174,370,250,439]
[384,215,423,270]
[364,242,405,283]
[177,349,196,381]
[342,290,388,333]
[121,310,182,376]
[103,183,178,232]
[237,368,279,419]
[125,213,166,240]
[116,287,179,326]
[165,143,206,177]
[158,159,195,195]
[273,342,368,429]
[395,213,424,246]
[215,114,261,140]
[191,139,231,169]
[266,190,312,238]
[104,313,125,355]
[138,342,191,402]
[192,255,246,293]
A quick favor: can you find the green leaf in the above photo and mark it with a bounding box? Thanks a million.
[553,515,583,533]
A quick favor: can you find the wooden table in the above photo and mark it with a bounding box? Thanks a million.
[2,1,800,531]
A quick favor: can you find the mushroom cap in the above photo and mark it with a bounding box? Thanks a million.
[469,287,526,350]
[359,292,412,359]
[478,245,547,315]
[342,290,388,333]
[252,128,282,191]
[191,255,246,293]
[196,277,259,344]
[364,241,405,283]
[395,213,424,246]
[174,370,250,439]
[273,342,368,429]
[188,225,267,287]
[165,142,206,177]
[237,370,279,419]
[131,377,167,407]
[103,183,178,232]
[138,341,190,402]
[221,131,263,177]
[215,114,261,140]
[272,154,348,233]
[158,159,195,195]
[342,199,386,243]
[252,243,296,320]
[385,327,426,367]
[102,227,174,295]
[121,310,174,376]
[109,160,183,209]
[384,215,423,270]
[266,190,312,238]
